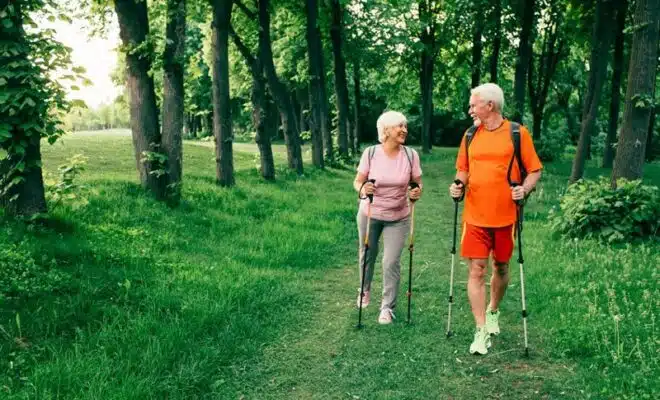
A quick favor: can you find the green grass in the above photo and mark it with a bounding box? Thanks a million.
[0,132,658,399]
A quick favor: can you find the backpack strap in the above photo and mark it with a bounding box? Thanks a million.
[367,145,377,176]
[464,125,479,171]
[403,146,414,181]
[506,122,527,186]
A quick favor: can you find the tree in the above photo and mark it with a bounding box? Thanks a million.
[611,0,660,183]
[512,0,536,123]
[471,1,484,88]
[602,0,628,168]
[419,0,441,154]
[210,0,234,186]
[527,0,565,140]
[162,0,186,200]
[258,0,303,175]
[570,0,615,183]
[329,0,350,160]
[229,24,276,180]
[488,0,502,83]
[306,0,328,168]
[114,0,168,199]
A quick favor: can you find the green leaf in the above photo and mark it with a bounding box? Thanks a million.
[2,18,13,29]
[0,77,7,86]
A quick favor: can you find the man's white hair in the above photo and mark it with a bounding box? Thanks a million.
[376,111,407,143]
[471,83,504,112]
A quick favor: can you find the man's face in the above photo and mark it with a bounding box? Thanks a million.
[468,94,493,123]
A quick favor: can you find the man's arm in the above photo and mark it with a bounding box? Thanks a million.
[522,170,541,195]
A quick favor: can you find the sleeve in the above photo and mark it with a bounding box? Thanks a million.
[520,127,543,172]
[456,134,469,172]
[412,149,422,178]
[357,148,370,176]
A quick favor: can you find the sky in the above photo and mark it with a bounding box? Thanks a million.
[50,17,122,109]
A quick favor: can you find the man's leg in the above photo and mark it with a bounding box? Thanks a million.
[467,258,489,327]
[489,261,509,311]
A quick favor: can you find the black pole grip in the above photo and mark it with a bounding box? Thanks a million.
[452,179,464,203]
[366,179,376,203]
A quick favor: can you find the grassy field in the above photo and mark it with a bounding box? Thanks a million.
[0,131,658,399]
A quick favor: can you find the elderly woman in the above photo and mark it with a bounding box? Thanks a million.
[353,111,423,324]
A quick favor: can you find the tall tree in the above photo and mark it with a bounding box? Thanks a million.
[471,1,484,88]
[611,0,660,183]
[528,0,565,140]
[115,0,168,199]
[489,0,502,83]
[329,0,350,160]
[306,0,328,168]
[512,0,537,123]
[0,1,52,216]
[258,0,303,174]
[570,0,615,183]
[229,26,276,180]
[162,0,186,201]
[211,0,234,186]
[352,61,362,153]
[419,0,440,154]
[603,0,628,167]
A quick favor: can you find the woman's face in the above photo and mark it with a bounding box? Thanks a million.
[385,122,408,144]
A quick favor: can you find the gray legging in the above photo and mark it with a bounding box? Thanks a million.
[356,211,410,311]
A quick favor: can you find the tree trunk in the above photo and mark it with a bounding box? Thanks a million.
[115,0,167,199]
[471,3,483,88]
[211,0,234,187]
[308,84,324,167]
[512,0,536,123]
[259,0,303,174]
[352,61,362,154]
[306,0,330,167]
[297,87,309,134]
[603,0,627,168]
[645,106,657,161]
[330,0,350,160]
[0,3,47,216]
[229,25,276,181]
[570,0,615,183]
[489,0,502,83]
[612,0,660,183]
[527,10,564,140]
[162,0,186,202]
[419,0,435,154]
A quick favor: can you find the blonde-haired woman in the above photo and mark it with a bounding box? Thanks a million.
[353,111,423,324]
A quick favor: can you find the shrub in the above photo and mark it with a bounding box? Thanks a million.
[535,126,569,162]
[549,177,660,242]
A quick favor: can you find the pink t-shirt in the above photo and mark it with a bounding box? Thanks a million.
[357,145,422,221]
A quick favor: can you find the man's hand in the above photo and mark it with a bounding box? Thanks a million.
[449,181,464,199]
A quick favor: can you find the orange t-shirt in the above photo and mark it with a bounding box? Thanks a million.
[455,121,542,227]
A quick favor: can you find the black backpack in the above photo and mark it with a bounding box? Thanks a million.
[464,121,527,185]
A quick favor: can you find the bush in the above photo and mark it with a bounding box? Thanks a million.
[535,126,569,162]
[0,242,69,300]
[549,177,660,242]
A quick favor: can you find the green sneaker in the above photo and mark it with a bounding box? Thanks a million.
[486,306,500,336]
[469,327,492,355]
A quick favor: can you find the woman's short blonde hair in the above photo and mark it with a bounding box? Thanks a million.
[376,111,407,143]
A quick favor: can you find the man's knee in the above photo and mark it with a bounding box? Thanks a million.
[493,261,509,276]
[468,259,488,280]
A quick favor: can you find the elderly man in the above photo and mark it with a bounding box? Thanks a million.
[449,83,542,355]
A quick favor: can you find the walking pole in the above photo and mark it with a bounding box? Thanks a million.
[513,183,529,357]
[357,179,375,329]
[446,179,462,338]
[406,182,419,324]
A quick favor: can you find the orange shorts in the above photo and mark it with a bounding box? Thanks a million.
[461,223,514,263]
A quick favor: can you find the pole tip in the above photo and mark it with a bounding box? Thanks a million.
[446,331,453,338]
[524,348,529,357]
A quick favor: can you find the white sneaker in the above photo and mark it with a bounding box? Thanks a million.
[378,308,395,324]
[469,327,492,355]
[486,306,501,336]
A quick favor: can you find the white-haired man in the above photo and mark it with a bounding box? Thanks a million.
[353,111,423,324]
[449,83,543,354]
